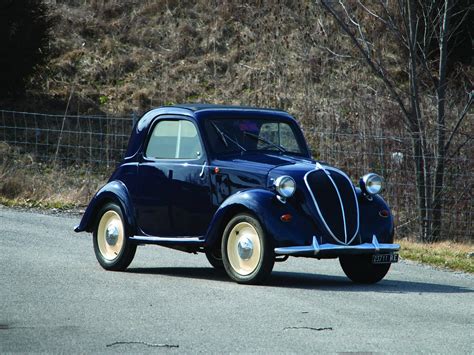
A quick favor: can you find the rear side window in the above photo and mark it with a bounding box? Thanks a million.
[145,120,202,159]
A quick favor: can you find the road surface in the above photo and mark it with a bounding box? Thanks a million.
[1,206,473,353]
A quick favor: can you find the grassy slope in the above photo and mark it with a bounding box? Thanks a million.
[33,1,406,126]
[399,240,473,274]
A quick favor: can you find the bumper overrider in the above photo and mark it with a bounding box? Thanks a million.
[274,235,400,257]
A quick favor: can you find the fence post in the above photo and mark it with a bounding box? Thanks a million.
[132,112,137,128]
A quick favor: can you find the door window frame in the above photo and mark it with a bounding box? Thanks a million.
[142,115,207,163]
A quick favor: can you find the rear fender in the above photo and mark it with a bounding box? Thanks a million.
[204,189,315,249]
[74,180,136,235]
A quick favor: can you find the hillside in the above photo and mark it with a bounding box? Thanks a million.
[10,1,407,129]
[3,1,470,135]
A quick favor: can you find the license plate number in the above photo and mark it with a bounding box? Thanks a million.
[372,253,399,264]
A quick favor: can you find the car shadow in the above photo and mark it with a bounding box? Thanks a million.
[128,267,230,283]
[268,271,473,293]
[127,267,473,294]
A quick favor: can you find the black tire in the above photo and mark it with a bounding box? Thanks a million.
[205,248,224,270]
[221,213,274,284]
[93,202,137,271]
[339,255,391,284]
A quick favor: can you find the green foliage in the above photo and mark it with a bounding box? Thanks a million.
[0,0,52,96]
[99,95,108,105]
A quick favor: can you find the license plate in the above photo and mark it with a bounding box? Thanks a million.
[372,253,399,264]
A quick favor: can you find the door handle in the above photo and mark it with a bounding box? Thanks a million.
[199,162,207,178]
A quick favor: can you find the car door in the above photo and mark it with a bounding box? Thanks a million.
[136,117,212,237]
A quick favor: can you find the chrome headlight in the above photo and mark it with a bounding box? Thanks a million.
[274,175,296,198]
[360,173,383,195]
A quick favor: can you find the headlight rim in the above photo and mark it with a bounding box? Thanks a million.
[360,173,383,195]
[273,175,296,199]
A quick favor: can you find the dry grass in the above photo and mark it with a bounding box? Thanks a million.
[0,142,107,209]
[398,240,474,274]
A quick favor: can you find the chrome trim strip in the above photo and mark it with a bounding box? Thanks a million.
[303,163,360,245]
[130,236,205,243]
[372,234,380,252]
[274,235,400,256]
[199,161,207,178]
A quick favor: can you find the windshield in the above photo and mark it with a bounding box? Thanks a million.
[204,118,306,156]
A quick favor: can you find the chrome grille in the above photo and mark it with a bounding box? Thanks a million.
[304,163,359,245]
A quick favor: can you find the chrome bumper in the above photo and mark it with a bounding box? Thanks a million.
[274,235,400,257]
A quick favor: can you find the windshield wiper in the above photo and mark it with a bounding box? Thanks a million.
[211,122,247,152]
[243,131,287,153]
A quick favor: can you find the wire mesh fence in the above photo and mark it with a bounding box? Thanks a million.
[0,109,135,167]
[0,109,472,242]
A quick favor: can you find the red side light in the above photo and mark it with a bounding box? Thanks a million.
[214,167,220,173]
[379,210,390,218]
[280,214,292,222]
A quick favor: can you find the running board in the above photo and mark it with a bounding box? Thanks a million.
[130,236,205,246]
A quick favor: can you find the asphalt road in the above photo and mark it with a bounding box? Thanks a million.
[1,206,473,353]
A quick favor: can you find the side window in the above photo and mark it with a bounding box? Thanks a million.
[145,120,203,159]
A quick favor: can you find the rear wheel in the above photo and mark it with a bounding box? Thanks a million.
[93,202,136,271]
[339,255,391,284]
[205,248,224,270]
[221,213,274,284]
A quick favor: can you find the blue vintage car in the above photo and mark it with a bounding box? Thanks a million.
[75,104,399,284]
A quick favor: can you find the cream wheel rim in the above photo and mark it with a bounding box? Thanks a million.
[227,222,261,276]
[97,210,124,261]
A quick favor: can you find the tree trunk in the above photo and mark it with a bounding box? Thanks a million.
[411,131,428,241]
[432,0,451,242]
[407,0,431,242]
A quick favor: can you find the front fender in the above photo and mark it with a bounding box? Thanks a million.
[204,189,316,248]
[358,192,394,243]
[74,180,136,235]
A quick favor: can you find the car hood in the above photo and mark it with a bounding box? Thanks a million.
[211,153,315,176]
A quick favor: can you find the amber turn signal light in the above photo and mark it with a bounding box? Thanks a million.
[280,214,292,222]
[379,210,390,218]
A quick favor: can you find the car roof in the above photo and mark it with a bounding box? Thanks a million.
[171,103,287,113]
[125,104,298,159]
[137,104,294,129]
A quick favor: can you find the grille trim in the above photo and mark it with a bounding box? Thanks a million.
[304,163,360,245]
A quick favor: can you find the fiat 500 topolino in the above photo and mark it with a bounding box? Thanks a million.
[75,104,399,284]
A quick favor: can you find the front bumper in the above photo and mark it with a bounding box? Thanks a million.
[274,235,400,257]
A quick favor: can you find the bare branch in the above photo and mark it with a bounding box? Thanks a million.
[448,136,473,159]
[317,45,353,59]
[339,1,371,56]
[444,91,473,154]
[377,0,409,47]
[320,0,412,127]
[357,1,387,25]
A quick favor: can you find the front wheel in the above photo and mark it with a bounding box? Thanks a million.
[339,255,391,284]
[93,202,136,271]
[221,213,274,284]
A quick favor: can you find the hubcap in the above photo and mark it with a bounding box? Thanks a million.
[237,237,254,260]
[97,210,124,261]
[227,222,261,276]
[105,224,119,246]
